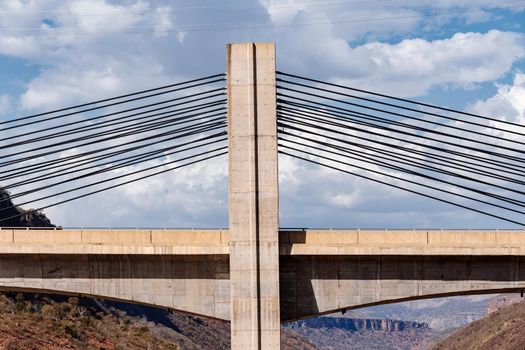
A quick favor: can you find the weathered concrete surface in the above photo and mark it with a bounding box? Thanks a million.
[278,230,525,322]
[227,42,280,349]
[0,253,230,320]
[280,255,525,322]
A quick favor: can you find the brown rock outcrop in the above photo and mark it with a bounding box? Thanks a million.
[0,187,54,227]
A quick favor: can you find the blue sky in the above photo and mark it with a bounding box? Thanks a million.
[0,1,524,228]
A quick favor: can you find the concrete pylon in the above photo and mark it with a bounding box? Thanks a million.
[227,43,281,349]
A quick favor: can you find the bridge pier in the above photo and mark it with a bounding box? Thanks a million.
[227,43,281,349]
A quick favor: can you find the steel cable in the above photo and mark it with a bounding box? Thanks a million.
[0,148,227,225]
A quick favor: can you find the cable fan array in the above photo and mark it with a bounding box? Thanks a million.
[276,71,525,226]
[0,74,228,225]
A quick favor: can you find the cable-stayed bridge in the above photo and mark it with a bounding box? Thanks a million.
[1,43,525,349]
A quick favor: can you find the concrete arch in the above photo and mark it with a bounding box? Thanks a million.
[286,287,524,322]
[0,285,227,321]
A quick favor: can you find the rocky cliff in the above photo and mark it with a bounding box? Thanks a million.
[285,316,442,350]
[0,187,54,227]
[289,317,429,332]
[336,295,496,331]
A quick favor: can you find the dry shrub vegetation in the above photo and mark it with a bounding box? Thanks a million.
[0,293,178,350]
[0,292,317,350]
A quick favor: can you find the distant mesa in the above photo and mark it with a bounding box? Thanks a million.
[288,317,429,332]
[0,187,55,228]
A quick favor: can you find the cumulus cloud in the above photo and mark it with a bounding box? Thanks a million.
[283,30,525,97]
[468,71,525,124]
[20,62,155,110]
[4,1,524,111]
[65,0,148,34]
[261,0,523,40]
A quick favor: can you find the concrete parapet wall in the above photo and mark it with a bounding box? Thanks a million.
[4,229,525,255]
[280,230,525,255]
[0,229,228,255]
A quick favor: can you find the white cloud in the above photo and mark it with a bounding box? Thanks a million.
[44,155,228,228]
[1,0,525,228]
[289,30,525,97]
[261,0,523,40]
[20,64,130,110]
[468,71,525,124]
[0,95,11,116]
[0,35,40,58]
[154,6,173,37]
[3,1,524,110]
[64,0,148,34]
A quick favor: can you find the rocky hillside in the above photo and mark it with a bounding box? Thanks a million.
[432,298,525,350]
[0,187,54,227]
[0,292,317,350]
[486,294,522,314]
[0,292,177,350]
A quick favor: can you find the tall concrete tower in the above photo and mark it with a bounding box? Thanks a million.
[227,43,281,349]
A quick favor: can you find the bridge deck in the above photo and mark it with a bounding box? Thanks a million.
[0,228,524,255]
[0,228,524,323]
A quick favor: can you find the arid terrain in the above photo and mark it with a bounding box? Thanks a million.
[0,292,317,350]
[432,297,525,350]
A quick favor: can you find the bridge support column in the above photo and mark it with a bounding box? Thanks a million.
[227,43,280,349]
